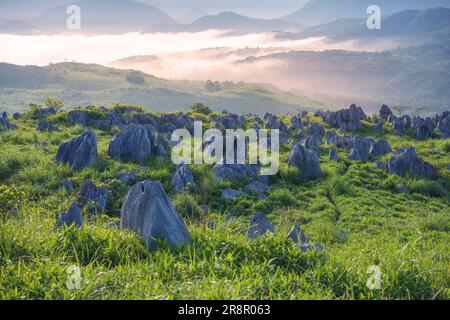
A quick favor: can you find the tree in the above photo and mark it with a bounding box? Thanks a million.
[392,105,409,117]
[191,103,212,115]
[44,95,64,111]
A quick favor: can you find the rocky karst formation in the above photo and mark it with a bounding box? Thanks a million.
[171,162,196,193]
[288,143,321,180]
[120,180,191,248]
[108,124,153,163]
[56,131,98,170]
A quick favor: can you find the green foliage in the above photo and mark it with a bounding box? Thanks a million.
[44,95,64,110]
[0,109,449,300]
[173,194,204,220]
[190,103,212,115]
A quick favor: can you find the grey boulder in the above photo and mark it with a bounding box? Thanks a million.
[288,143,321,180]
[55,204,83,228]
[246,212,275,240]
[120,180,191,248]
[387,148,436,178]
[78,180,109,214]
[62,178,74,193]
[369,139,391,158]
[108,124,152,163]
[349,136,371,162]
[171,162,196,193]
[329,148,340,161]
[221,188,243,200]
[56,131,98,170]
[38,120,59,132]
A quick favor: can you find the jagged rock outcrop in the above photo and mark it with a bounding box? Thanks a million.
[308,123,325,137]
[171,163,196,193]
[390,116,404,135]
[349,136,371,162]
[78,180,109,214]
[243,181,270,197]
[118,171,137,185]
[246,212,275,240]
[288,225,324,252]
[329,148,340,161]
[62,178,74,193]
[120,180,191,248]
[380,105,393,121]
[288,143,321,180]
[221,188,243,200]
[55,204,83,228]
[56,131,98,170]
[369,139,391,158]
[437,114,450,138]
[387,148,436,178]
[108,124,153,163]
[412,117,434,140]
[213,163,267,184]
[0,112,16,131]
[301,134,321,151]
[321,104,367,132]
[38,120,59,132]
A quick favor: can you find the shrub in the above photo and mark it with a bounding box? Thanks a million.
[191,103,212,115]
[173,194,204,220]
[407,180,447,198]
[0,185,24,215]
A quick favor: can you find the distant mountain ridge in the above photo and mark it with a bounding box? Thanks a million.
[145,11,304,34]
[283,0,450,26]
[280,7,450,42]
[27,0,175,34]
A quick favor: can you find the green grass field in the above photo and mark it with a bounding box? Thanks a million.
[0,108,449,300]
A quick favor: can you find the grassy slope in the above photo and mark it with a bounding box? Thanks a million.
[0,62,325,115]
[0,110,449,300]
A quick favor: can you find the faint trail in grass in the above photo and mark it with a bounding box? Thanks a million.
[326,190,341,222]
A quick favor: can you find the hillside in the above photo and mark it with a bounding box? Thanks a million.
[0,62,325,114]
[0,104,448,299]
[281,8,450,42]
[237,43,450,114]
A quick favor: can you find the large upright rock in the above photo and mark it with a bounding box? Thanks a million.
[78,180,109,214]
[288,143,321,180]
[38,120,59,132]
[246,212,275,240]
[387,148,436,178]
[349,136,371,162]
[55,204,83,229]
[171,163,196,193]
[0,112,16,131]
[369,139,391,158]
[120,180,191,248]
[56,131,98,170]
[108,124,152,163]
[379,105,393,121]
[321,104,367,132]
[437,113,450,138]
[413,117,434,140]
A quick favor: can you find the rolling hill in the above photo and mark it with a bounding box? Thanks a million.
[0,62,325,114]
[281,7,450,42]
